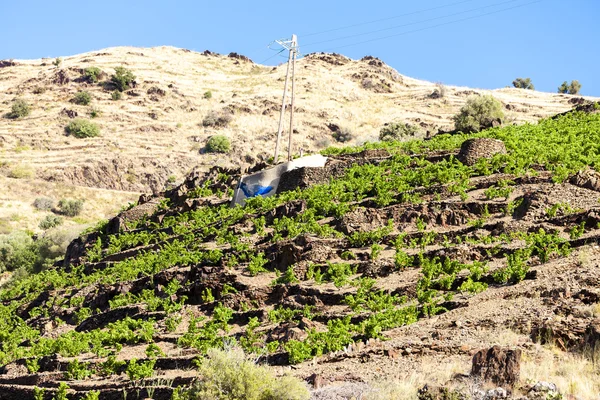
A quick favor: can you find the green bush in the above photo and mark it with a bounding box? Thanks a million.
[39,215,63,230]
[8,99,31,119]
[84,67,103,83]
[379,122,421,141]
[0,229,74,273]
[453,95,504,133]
[203,91,213,99]
[57,198,84,217]
[33,197,55,211]
[8,164,34,179]
[205,135,231,153]
[111,66,136,92]
[73,91,91,105]
[111,91,122,101]
[186,347,310,400]
[512,77,535,90]
[65,119,100,138]
[558,80,582,95]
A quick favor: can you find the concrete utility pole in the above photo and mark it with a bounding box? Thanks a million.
[273,34,299,164]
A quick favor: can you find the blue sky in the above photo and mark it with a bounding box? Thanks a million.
[1,0,597,95]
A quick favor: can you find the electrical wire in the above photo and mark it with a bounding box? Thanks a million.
[259,48,286,64]
[318,0,543,53]
[300,0,476,38]
[302,0,521,49]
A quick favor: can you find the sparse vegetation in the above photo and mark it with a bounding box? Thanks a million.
[203,91,213,99]
[33,197,55,211]
[39,215,64,230]
[452,95,504,133]
[429,82,446,99]
[379,122,421,141]
[512,77,535,90]
[8,164,34,179]
[111,66,136,92]
[7,99,31,119]
[558,80,582,95]
[52,58,62,68]
[65,119,100,138]
[332,126,354,143]
[111,90,122,101]
[56,198,84,217]
[72,91,92,105]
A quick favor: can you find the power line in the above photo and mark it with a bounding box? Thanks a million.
[300,0,476,38]
[259,48,286,64]
[318,0,543,53]
[302,0,521,49]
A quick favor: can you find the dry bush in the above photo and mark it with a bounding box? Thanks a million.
[429,82,447,99]
[379,122,421,141]
[202,110,233,128]
[453,95,504,133]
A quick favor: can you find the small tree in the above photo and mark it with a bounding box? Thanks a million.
[512,77,535,90]
[379,122,421,141]
[8,99,31,119]
[65,119,100,138]
[111,67,136,92]
[73,91,91,105]
[453,95,504,133]
[558,80,582,95]
[39,215,64,230]
[205,135,231,153]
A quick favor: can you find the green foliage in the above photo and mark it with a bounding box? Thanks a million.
[57,198,84,217]
[348,220,393,247]
[8,99,31,119]
[65,359,92,380]
[84,66,103,83]
[126,358,155,380]
[493,248,531,284]
[145,343,165,358]
[33,387,45,400]
[111,66,136,91]
[54,382,69,400]
[453,95,504,133]
[73,91,91,105]
[274,266,299,285]
[370,243,383,260]
[26,357,40,373]
[379,122,421,141]
[512,77,535,90]
[52,58,62,68]
[558,80,581,95]
[65,118,100,138]
[83,391,100,400]
[247,253,269,276]
[203,91,213,99]
[484,180,514,200]
[570,221,586,240]
[100,355,126,376]
[0,230,67,273]
[188,347,310,400]
[111,90,122,100]
[546,202,574,218]
[39,214,64,230]
[205,135,231,153]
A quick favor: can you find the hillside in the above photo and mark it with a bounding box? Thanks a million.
[0,46,596,234]
[0,103,600,399]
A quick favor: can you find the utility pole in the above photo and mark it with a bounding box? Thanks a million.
[272,34,299,164]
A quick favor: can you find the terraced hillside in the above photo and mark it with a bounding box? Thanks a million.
[0,47,596,233]
[1,104,600,399]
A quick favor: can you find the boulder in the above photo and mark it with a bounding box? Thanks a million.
[457,138,507,166]
[570,167,600,192]
[471,346,521,389]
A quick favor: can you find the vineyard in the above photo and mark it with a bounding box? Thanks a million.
[1,103,600,399]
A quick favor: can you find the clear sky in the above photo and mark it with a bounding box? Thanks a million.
[1,0,597,96]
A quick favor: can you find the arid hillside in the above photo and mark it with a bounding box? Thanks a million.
[0,46,596,232]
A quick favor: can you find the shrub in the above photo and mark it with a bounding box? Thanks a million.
[332,126,354,143]
[453,95,504,133]
[512,77,535,90]
[89,108,101,118]
[8,164,34,179]
[8,99,31,119]
[203,91,212,99]
[379,122,421,141]
[39,215,64,230]
[57,198,84,217]
[558,80,582,95]
[73,91,91,105]
[33,197,55,211]
[65,119,100,138]
[33,86,46,95]
[84,67,103,83]
[205,135,231,153]
[111,91,122,101]
[187,347,310,400]
[429,82,446,99]
[111,66,136,91]
[52,58,62,68]
[202,110,233,128]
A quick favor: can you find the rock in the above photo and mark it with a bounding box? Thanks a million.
[417,385,466,400]
[570,167,600,192]
[527,381,559,400]
[307,373,325,389]
[0,60,17,68]
[457,138,507,166]
[59,108,78,119]
[471,346,521,389]
[227,52,253,63]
